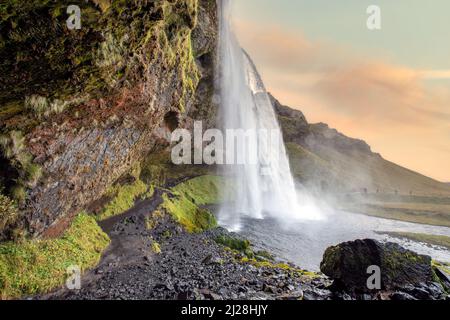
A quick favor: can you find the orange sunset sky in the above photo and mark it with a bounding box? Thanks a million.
[233,0,450,182]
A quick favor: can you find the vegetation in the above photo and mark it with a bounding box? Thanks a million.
[140,151,211,186]
[94,145,219,222]
[95,163,154,220]
[215,235,251,252]
[433,261,450,275]
[285,142,335,187]
[96,178,150,221]
[344,198,450,228]
[0,213,110,299]
[213,233,318,277]
[151,240,162,254]
[0,130,41,203]
[0,194,20,240]
[240,257,317,277]
[213,236,316,277]
[160,175,229,233]
[0,0,202,206]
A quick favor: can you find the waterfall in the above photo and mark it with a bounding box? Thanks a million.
[217,0,301,230]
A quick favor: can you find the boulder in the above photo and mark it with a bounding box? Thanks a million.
[320,239,433,293]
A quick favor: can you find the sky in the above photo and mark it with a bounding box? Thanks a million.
[232,0,450,182]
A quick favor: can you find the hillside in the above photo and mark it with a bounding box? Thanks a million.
[272,95,450,197]
[272,95,450,227]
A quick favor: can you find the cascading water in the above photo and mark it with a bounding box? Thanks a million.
[217,0,302,230]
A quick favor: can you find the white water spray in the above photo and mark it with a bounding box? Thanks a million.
[218,0,306,230]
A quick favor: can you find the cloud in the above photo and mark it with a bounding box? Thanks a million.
[419,70,450,80]
[234,20,450,181]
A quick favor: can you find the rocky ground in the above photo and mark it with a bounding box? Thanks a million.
[40,189,333,300]
[37,183,450,301]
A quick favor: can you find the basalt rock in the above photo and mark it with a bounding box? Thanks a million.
[320,239,435,294]
[0,0,219,239]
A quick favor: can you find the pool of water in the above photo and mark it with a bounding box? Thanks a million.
[237,211,450,271]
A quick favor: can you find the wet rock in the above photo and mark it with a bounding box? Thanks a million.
[43,218,334,301]
[278,290,304,300]
[202,254,223,265]
[390,292,418,301]
[263,284,277,294]
[433,266,450,291]
[199,289,222,300]
[321,239,433,293]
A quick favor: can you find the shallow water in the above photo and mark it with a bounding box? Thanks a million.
[237,211,450,271]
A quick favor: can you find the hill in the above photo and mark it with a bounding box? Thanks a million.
[272,95,450,227]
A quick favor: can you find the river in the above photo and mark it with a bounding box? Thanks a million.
[238,210,450,271]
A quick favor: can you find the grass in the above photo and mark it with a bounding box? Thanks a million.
[0,194,19,240]
[340,195,450,227]
[381,232,450,250]
[95,150,216,222]
[0,130,42,203]
[0,213,110,299]
[95,178,151,221]
[140,151,211,186]
[160,175,230,233]
[433,261,450,275]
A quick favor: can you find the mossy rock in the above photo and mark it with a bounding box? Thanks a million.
[320,239,434,293]
[214,235,251,252]
[160,175,229,233]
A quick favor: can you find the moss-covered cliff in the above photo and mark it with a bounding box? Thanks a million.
[0,0,219,240]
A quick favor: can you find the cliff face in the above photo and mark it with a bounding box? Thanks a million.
[0,0,219,239]
[271,95,372,155]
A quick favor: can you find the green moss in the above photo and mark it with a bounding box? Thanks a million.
[240,257,318,278]
[255,250,275,261]
[433,261,450,275]
[160,175,227,233]
[0,213,110,299]
[0,130,42,203]
[0,101,22,122]
[432,261,450,293]
[215,235,251,252]
[0,194,19,239]
[96,178,150,221]
[1,0,202,132]
[151,241,162,254]
[142,0,200,112]
[140,151,213,187]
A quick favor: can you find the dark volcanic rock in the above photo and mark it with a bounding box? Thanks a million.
[320,239,434,293]
[38,194,332,301]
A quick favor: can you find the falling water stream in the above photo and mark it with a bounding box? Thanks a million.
[217,0,303,231]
